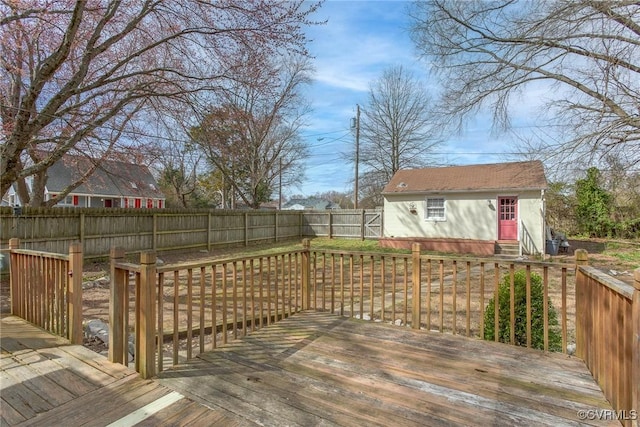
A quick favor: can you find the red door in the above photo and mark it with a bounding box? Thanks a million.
[498,197,518,240]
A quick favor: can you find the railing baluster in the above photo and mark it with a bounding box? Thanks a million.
[242,260,247,336]
[439,260,444,333]
[370,255,375,321]
[158,272,165,372]
[561,267,567,353]
[426,258,432,331]
[525,265,532,348]
[494,263,500,343]
[232,261,238,339]
[466,261,471,337]
[452,260,457,335]
[266,257,272,326]
[510,264,515,346]
[173,270,179,365]
[357,255,362,318]
[212,265,218,349]
[258,259,264,329]
[222,263,228,344]
[391,257,396,324]
[250,259,256,333]
[543,266,549,352]
[380,256,385,322]
[187,268,193,359]
[349,255,354,318]
[200,266,206,353]
[479,262,485,339]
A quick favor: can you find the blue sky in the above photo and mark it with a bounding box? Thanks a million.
[293,0,539,197]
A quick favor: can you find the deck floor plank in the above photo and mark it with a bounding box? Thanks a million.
[0,316,224,426]
[1,312,621,426]
[159,311,619,427]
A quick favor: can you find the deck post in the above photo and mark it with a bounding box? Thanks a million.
[302,239,311,310]
[68,242,83,345]
[411,243,421,329]
[632,269,640,426]
[109,247,126,364]
[9,238,20,317]
[574,249,589,360]
[138,251,157,379]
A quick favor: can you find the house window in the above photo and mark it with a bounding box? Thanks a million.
[64,195,73,205]
[425,197,446,220]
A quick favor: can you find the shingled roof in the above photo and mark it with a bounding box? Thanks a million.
[382,161,547,194]
[46,155,164,199]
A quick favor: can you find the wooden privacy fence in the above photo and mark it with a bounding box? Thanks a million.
[0,207,381,259]
[575,249,639,427]
[8,238,83,344]
[110,240,580,379]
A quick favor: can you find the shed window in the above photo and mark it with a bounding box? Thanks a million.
[425,197,446,220]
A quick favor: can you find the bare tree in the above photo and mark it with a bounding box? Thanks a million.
[409,0,640,169]
[357,65,438,192]
[194,55,312,209]
[0,1,320,206]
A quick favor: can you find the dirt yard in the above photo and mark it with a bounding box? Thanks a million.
[1,239,636,357]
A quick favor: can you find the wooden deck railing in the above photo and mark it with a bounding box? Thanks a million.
[109,241,311,378]
[575,250,639,427]
[109,239,581,378]
[308,243,575,352]
[8,238,83,344]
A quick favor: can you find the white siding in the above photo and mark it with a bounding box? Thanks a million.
[383,190,545,254]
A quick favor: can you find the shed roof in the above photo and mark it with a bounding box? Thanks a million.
[382,161,547,194]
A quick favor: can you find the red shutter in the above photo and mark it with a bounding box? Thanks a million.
[158,200,163,209]
[147,198,153,208]
[73,195,79,206]
[135,198,141,208]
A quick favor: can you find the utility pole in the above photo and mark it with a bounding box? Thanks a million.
[354,104,360,209]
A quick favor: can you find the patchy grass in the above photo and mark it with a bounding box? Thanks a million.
[603,241,640,265]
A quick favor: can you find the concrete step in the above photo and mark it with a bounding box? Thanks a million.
[494,241,520,256]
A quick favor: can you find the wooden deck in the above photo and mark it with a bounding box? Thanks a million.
[0,315,232,426]
[158,311,619,427]
[1,312,620,426]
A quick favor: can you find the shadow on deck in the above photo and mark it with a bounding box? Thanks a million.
[0,316,233,426]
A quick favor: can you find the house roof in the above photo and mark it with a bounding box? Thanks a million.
[282,197,340,210]
[382,161,547,195]
[46,155,165,199]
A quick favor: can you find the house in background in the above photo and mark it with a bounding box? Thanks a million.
[282,197,341,210]
[5,154,165,209]
[381,161,548,256]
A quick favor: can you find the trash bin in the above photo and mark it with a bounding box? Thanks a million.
[546,239,559,255]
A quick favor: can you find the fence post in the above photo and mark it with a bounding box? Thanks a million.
[360,209,365,240]
[138,251,157,379]
[68,242,83,344]
[302,239,311,310]
[411,243,421,329]
[632,268,640,426]
[9,238,20,316]
[574,249,589,360]
[109,247,126,364]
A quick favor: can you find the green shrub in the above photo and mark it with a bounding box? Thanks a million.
[483,270,562,351]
